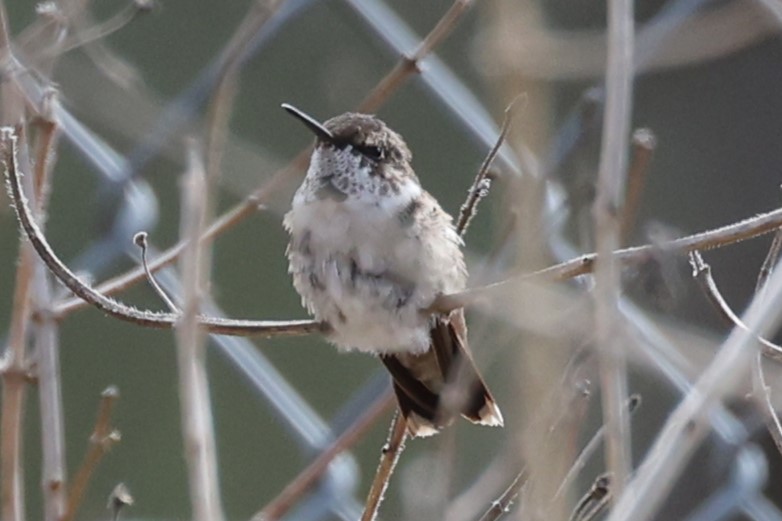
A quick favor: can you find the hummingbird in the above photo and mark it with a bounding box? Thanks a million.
[282,103,503,437]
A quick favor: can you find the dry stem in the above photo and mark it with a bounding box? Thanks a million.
[360,413,408,521]
[476,470,528,521]
[255,391,395,521]
[175,141,225,521]
[591,0,634,497]
[1,128,31,521]
[63,387,121,521]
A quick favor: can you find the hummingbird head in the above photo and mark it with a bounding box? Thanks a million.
[282,104,419,198]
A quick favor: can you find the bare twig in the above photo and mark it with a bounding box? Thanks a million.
[357,0,475,113]
[360,413,408,521]
[63,387,121,521]
[753,354,782,455]
[620,128,656,243]
[1,132,326,335]
[569,473,612,521]
[134,232,179,312]
[555,395,641,502]
[432,205,782,314]
[255,390,396,521]
[591,0,635,498]
[687,251,782,362]
[456,95,522,236]
[37,1,149,59]
[753,220,782,456]
[476,470,528,521]
[176,141,225,521]
[756,227,782,294]
[30,99,68,521]
[688,250,782,454]
[1,126,32,521]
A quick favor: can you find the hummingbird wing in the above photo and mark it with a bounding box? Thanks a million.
[431,311,504,427]
[380,312,503,437]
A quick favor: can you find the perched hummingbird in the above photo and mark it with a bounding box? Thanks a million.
[282,104,503,437]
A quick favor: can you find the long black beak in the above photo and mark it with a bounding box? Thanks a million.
[281,103,336,144]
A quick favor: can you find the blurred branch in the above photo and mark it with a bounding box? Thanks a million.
[63,387,121,521]
[569,473,612,521]
[357,0,474,112]
[620,129,656,243]
[31,98,68,521]
[255,390,395,521]
[1,127,31,521]
[176,141,225,521]
[555,395,641,503]
[478,1,778,80]
[360,413,407,521]
[591,0,634,497]
[476,470,527,521]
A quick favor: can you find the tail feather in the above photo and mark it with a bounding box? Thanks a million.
[381,313,503,437]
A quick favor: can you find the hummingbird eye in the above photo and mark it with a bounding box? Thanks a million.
[359,144,385,161]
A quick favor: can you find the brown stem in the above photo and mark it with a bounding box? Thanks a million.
[620,128,656,244]
[687,251,782,362]
[360,413,408,521]
[63,387,121,521]
[255,391,396,521]
[456,94,522,236]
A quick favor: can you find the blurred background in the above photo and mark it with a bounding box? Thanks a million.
[3,1,782,520]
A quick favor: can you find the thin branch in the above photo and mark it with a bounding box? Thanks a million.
[476,470,528,521]
[569,473,612,521]
[254,390,396,521]
[360,413,408,521]
[37,1,150,59]
[620,128,656,243]
[753,354,782,455]
[554,394,641,502]
[592,0,634,497]
[688,250,782,454]
[687,251,782,362]
[432,205,782,314]
[756,227,782,294]
[357,0,475,113]
[30,100,68,521]
[1,130,326,336]
[456,94,522,236]
[176,140,225,521]
[63,387,121,521]
[753,220,782,456]
[133,232,179,313]
[0,127,31,521]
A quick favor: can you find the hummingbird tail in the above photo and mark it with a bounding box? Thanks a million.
[380,314,503,438]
